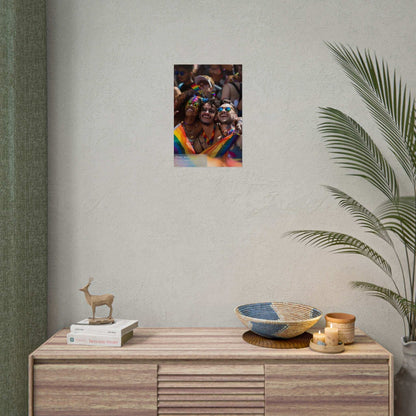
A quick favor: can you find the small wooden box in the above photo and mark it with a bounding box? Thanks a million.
[326,312,356,344]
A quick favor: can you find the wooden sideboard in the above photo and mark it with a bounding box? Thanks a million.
[29,327,393,415]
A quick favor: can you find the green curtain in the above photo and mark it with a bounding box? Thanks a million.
[0,1,47,415]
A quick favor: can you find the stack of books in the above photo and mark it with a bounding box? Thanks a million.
[67,319,138,347]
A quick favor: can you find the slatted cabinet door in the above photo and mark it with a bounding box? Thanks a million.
[33,363,157,416]
[157,364,265,415]
[265,363,389,416]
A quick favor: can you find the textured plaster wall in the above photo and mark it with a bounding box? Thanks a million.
[48,0,416,368]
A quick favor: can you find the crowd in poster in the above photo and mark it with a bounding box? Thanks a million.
[174,64,242,167]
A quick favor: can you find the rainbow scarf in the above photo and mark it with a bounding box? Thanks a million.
[174,124,196,155]
[202,129,215,147]
[202,133,239,158]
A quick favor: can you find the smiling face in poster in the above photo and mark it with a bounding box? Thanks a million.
[174,64,242,167]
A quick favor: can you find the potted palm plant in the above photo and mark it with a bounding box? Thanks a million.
[286,43,416,416]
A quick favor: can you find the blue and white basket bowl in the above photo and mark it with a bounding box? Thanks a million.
[235,302,322,339]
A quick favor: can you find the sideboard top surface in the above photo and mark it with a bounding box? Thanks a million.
[30,327,392,362]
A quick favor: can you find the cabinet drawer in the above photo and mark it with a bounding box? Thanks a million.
[34,363,157,415]
[265,363,389,416]
[158,364,265,415]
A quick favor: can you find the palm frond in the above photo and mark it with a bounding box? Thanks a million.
[351,281,416,321]
[285,230,392,277]
[286,44,416,340]
[326,43,416,183]
[325,186,392,244]
[319,107,399,201]
[376,197,416,252]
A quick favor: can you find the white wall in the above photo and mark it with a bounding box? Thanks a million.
[47,0,416,369]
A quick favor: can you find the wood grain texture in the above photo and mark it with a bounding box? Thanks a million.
[30,328,392,362]
[29,328,392,415]
[265,363,389,416]
[157,364,264,415]
[28,354,34,416]
[158,410,263,415]
[33,363,157,415]
[389,354,394,413]
[159,364,264,375]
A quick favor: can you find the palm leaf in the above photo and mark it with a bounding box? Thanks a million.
[285,230,392,277]
[351,281,416,321]
[319,107,399,201]
[325,186,392,244]
[376,197,416,252]
[326,43,416,182]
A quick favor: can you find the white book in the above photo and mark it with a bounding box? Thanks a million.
[70,319,138,336]
[67,331,133,347]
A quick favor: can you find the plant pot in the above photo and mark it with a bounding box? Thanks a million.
[395,337,416,416]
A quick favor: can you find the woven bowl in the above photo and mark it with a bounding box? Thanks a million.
[235,302,322,339]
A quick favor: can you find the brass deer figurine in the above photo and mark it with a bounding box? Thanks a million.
[80,278,114,322]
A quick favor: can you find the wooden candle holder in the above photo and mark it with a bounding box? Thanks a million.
[309,340,345,354]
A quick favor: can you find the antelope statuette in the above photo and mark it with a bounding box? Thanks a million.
[79,278,114,321]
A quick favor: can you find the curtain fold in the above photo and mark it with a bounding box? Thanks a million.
[0,1,47,415]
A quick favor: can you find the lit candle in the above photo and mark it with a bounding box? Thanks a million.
[313,330,326,345]
[325,324,339,346]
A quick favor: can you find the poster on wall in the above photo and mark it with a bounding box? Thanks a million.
[174,64,242,167]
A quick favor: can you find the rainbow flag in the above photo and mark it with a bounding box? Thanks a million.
[174,124,196,155]
[202,133,239,158]
[191,83,200,93]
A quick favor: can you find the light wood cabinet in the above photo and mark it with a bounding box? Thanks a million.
[29,328,393,415]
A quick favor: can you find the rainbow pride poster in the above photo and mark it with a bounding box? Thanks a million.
[174,64,242,167]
